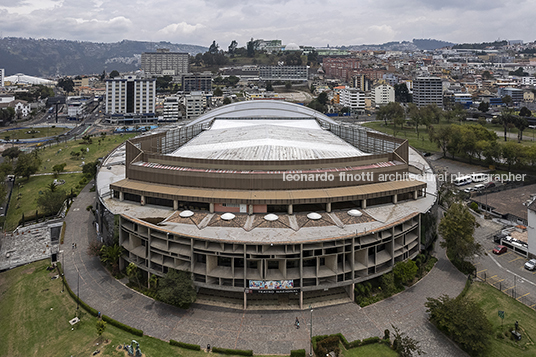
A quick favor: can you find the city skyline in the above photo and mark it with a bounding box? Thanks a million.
[0,0,533,48]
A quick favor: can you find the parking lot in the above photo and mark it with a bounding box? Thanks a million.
[473,217,536,310]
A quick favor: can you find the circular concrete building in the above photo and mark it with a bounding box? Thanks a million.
[96,100,436,309]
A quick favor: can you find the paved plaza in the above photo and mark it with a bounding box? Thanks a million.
[63,184,468,356]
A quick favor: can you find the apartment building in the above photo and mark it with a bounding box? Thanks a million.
[105,76,156,115]
[340,88,366,110]
[373,84,395,107]
[182,72,212,92]
[413,77,443,108]
[141,49,189,78]
[162,96,181,121]
[184,91,208,119]
[258,66,308,81]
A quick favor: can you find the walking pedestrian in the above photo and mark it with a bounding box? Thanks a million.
[295,317,300,329]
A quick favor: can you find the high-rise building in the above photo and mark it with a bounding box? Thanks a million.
[184,91,208,119]
[413,77,443,108]
[0,69,4,87]
[182,72,212,92]
[141,49,189,78]
[163,96,181,122]
[105,76,156,115]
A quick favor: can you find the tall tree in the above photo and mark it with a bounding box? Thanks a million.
[228,40,238,54]
[246,38,255,57]
[208,40,219,54]
[157,269,197,309]
[109,70,120,78]
[519,106,532,117]
[499,108,515,141]
[15,152,41,180]
[438,202,479,262]
[512,115,529,142]
[425,294,492,356]
[391,325,425,357]
[477,101,489,113]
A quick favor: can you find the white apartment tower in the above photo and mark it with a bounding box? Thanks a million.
[340,88,366,110]
[413,77,443,108]
[105,76,156,115]
[373,84,395,106]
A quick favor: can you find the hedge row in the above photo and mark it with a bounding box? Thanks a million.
[102,314,143,337]
[313,333,386,354]
[58,267,143,337]
[60,273,98,317]
[211,347,253,356]
[290,349,306,357]
[169,339,201,351]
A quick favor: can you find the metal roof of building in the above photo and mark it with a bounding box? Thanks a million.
[169,119,367,161]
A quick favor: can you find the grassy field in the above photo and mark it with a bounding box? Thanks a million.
[0,259,219,357]
[5,173,86,231]
[465,282,536,357]
[362,120,536,153]
[2,126,69,140]
[36,132,137,174]
[2,133,138,231]
[361,121,442,153]
[342,343,398,357]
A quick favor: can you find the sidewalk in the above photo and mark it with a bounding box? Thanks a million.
[63,185,467,355]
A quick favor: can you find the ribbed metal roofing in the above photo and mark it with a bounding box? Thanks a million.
[169,119,367,160]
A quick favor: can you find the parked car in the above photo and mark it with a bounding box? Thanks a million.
[484,182,496,189]
[474,184,485,191]
[525,259,536,271]
[493,245,507,255]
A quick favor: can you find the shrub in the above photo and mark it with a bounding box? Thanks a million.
[315,335,340,357]
[290,349,306,357]
[361,336,380,346]
[469,201,479,212]
[211,347,253,356]
[102,314,143,337]
[169,339,201,351]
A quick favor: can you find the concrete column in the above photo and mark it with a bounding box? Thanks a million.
[413,190,418,200]
[326,202,332,213]
[393,194,398,204]
[173,200,178,210]
[148,272,151,289]
[300,290,303,310]
[140,195,145,206]
[362,199,367,209]
[349,283,355,301]
[248,205,254,215]
[244,290,247,310]
[288,204,293,215]
[209,203,214,213]
[119,191,124,202]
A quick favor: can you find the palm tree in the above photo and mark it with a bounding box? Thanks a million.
[99,244,123,275]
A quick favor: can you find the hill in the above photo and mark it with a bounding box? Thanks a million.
[0,37,207,77]
[345,38,454,51]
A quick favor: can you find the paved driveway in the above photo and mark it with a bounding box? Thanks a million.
[63,185,467,355]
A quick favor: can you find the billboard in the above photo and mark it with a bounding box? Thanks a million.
[249,280,294,290]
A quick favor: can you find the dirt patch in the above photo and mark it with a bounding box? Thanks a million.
[21,267,35,275]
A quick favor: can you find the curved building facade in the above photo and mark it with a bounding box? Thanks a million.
[97,100,436,309]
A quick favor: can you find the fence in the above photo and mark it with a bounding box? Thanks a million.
[475,270,536,311]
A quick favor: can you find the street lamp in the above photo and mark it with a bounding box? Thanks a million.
[309,305,313,356]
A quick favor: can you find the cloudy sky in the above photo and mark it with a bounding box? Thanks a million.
[0,0,533,47]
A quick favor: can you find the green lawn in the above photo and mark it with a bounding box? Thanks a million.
[464,282,536,357]
[361,121,441,153]
[2,126,69,140]
[37,133,137,174]
[342,343,398,357]
[6,173,85,231]
[0,260,283,357]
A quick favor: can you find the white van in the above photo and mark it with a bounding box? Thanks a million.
[453,175,472,186]
[474,184,485,191]
[471,173,487,183]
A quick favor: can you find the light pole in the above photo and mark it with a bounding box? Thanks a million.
[309,305,313,356]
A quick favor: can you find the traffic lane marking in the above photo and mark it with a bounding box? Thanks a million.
[509,256,524,263]
[517,293,530,300]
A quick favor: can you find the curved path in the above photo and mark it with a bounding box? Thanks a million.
[64,184,467,356]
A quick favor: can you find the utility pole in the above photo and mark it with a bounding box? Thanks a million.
[309,305,313,356]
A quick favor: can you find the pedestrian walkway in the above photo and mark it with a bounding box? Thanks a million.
[63,184,468,355]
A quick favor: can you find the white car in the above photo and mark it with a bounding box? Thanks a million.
[524,259,536,271]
